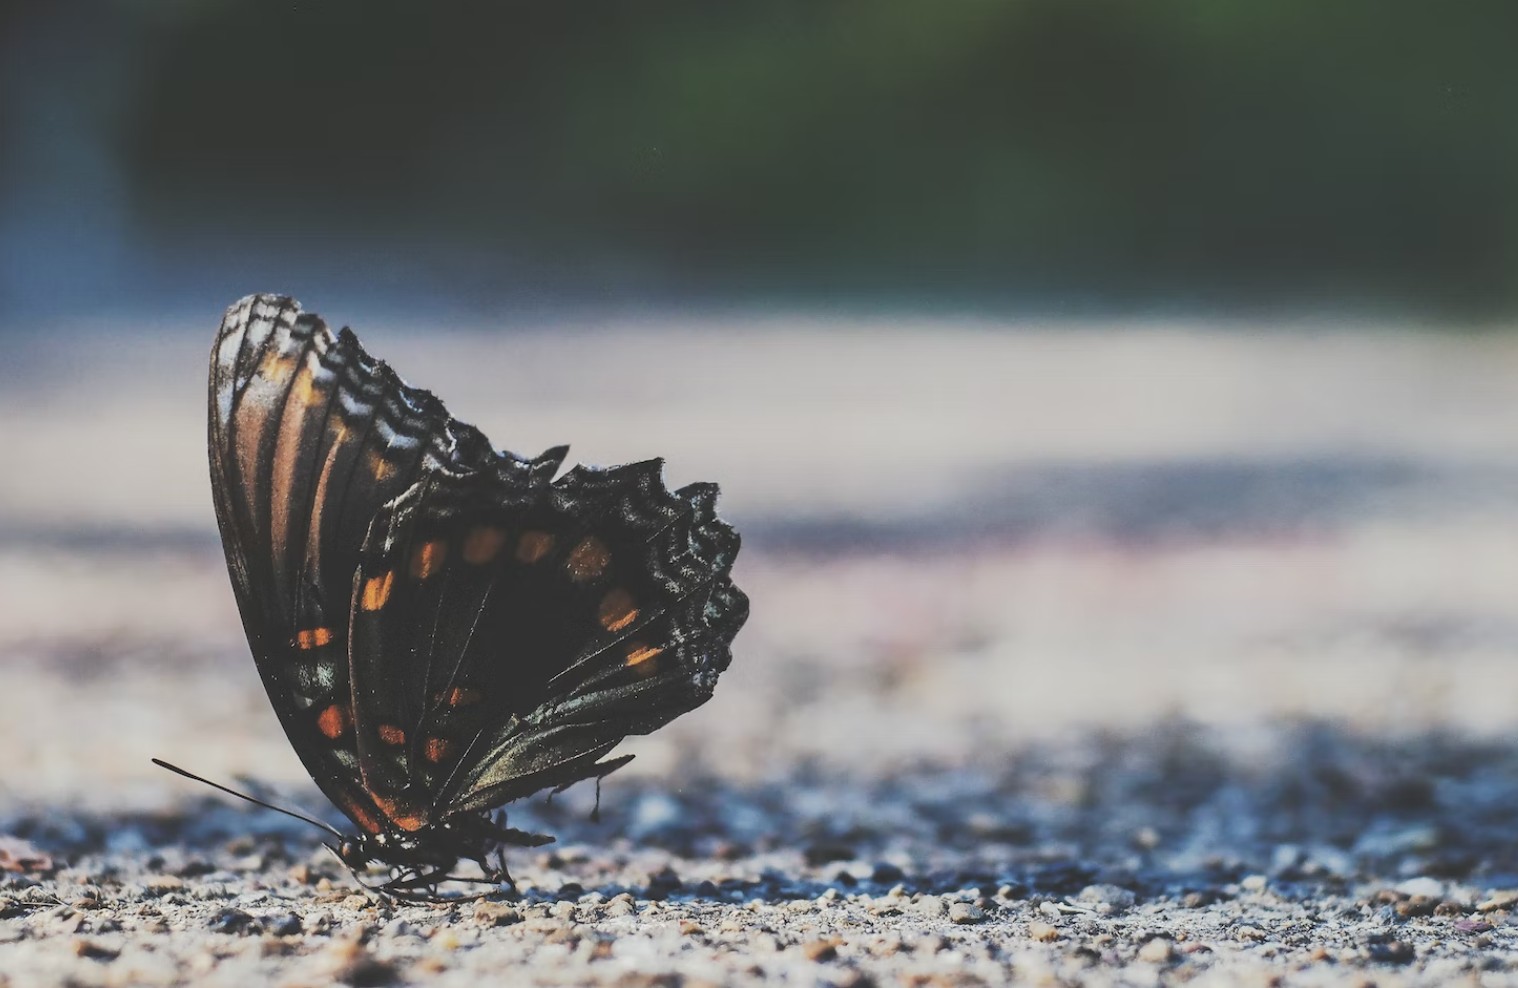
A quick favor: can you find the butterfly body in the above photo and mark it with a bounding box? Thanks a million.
[204,294,747,898]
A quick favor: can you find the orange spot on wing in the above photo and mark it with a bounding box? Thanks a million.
[423,737,454,764]
[377,724,406,746]
[295,627,334,650]
[316,703,351,740]
[462,526,507,565]
[409,539,447,580]
[625,643,663,668]
[372,795,428,832]
[368,448,394,481]
[335,794,383,835]
[291,370,322,408]
[258,347,295,380]
[360,571,394,611]
[445,686,483,708]
[565,536,611,582]
[598,589,639,632]
[515,530,554,564]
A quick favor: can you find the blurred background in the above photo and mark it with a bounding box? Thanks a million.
[6,0,1518,321]
[1,1,1517,825]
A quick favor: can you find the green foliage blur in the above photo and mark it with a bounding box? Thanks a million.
[8,1,1518,315]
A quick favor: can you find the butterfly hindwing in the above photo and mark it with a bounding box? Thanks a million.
[346,459,746,824]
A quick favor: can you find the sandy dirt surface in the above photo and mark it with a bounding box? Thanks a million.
[3,313,1518,986]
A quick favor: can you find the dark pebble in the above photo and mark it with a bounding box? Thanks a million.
[713,841,752,861]
[336,953,401,987]
[646,866,681,900]
[1457,919,1496,934]
[1368,939,1416,965]
[207,907,259,935]
[693,880,719,898]
[175,860,217,878]
[266,912,303,936]
[1029,863,1097,896]
[557,883,584,900]
[871,864,905,885]
[804,843,855,867]
[833,871,857,887]
[834,973,879,988]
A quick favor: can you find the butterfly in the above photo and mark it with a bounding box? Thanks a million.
[178,293,747,899]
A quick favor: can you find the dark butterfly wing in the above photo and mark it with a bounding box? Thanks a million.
[345,460,747,829]
[208,293,502,833]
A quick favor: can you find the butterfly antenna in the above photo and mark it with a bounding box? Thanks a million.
[151,758,345,840]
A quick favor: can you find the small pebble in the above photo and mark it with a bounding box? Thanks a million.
[1137,938,1174,963]
[1028,922,1059,942]
[948,902,984,925]
[915,897,947,918]
[802,938,840,962]
[472,902,522,927]
[72,938,119,961]
[1077,885,1136,913]
[1478,891,1518,912]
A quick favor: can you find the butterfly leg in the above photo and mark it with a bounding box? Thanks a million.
[378,868,501,902]
[483,846,515,891]
[549,753,635,823]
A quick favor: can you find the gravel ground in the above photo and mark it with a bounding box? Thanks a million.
[3,314,1518,986]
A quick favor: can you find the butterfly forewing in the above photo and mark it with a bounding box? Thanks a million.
[209,294,494,833]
